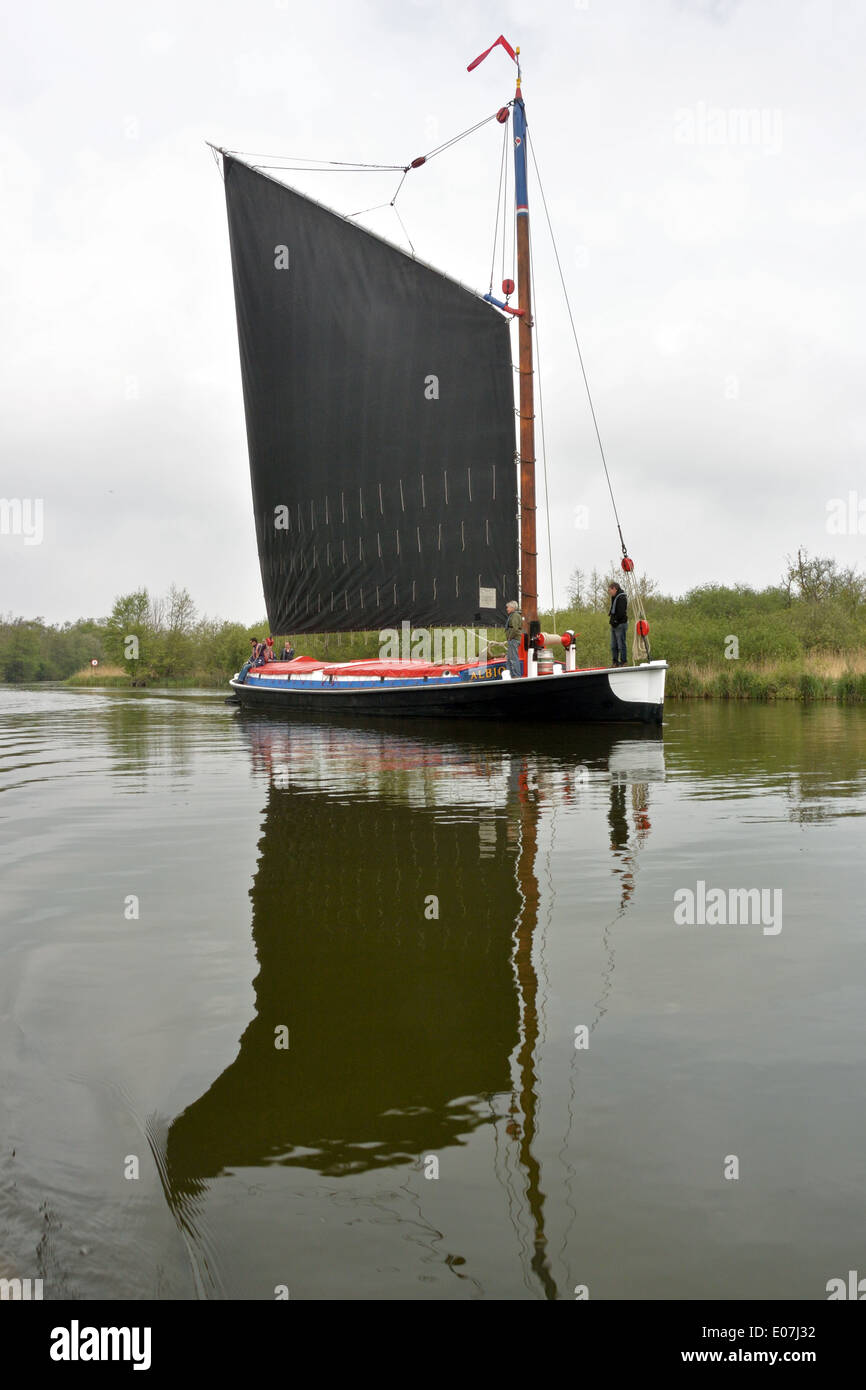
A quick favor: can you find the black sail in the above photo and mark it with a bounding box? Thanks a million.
[223,155,519,634]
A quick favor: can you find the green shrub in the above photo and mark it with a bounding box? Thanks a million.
[834,671,866,703]
[711,670,731,699]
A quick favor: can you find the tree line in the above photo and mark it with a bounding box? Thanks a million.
[0,585,260,684]
[1,550,864,684]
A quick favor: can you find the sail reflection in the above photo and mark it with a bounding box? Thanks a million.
[163,716,664,1298]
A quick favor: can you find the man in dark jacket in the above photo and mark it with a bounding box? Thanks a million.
[608,583,628,666]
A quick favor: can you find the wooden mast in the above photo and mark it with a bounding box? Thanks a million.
[512,53,537,627]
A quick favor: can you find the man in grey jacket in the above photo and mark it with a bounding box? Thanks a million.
[505,601,524,678]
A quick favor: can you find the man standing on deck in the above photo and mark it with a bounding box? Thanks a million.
[505,600,524,678]
[608,582,628,666]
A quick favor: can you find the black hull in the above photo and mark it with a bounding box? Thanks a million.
[229,663,666,725]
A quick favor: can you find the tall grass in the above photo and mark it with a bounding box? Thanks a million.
[662,659,865,702]
[67,664,129,685]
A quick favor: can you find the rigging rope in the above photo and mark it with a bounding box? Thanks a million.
[526,133,627,558]
[228,111,502,184]
[253,164,400,173]
[235,110,504,256]
[223,148,406,170]
[506,148,514,289]
[503,127,511,287]
[489,121,508,292]
[422,111,502,162]
[527,217,557,634]
[526,130,651,660]
[392,203,415,256]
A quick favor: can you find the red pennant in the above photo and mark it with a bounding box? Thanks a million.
[467,35,517,73]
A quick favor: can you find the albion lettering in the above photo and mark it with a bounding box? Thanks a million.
[49,1321,152,1371]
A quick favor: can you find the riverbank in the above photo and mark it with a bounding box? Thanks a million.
[666,654,866,702]
[63,648,866,701]
[10,567,866,695]
[66,666,223,689]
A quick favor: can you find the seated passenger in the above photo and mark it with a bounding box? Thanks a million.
[237,638,260,684]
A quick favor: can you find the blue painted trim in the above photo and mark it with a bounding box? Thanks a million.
[512,97,528,214]
[246,675,465,691]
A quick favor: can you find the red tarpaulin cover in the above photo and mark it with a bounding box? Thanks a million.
[250,657,503,679]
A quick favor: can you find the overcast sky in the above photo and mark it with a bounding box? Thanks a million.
[2,0,864,625]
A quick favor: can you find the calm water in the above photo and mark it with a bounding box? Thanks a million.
[1,687,864,1301]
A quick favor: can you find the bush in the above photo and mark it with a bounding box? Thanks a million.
[711,670,732,699]
[834,671,866,704]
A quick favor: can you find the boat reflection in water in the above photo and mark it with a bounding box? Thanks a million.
[163,716,665,1299]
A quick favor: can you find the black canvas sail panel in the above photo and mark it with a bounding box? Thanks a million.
[223,155,519,633]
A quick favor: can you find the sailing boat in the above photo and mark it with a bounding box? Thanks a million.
[215,41,667,723]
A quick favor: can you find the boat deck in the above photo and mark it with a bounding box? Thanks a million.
[240,656,581,690]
